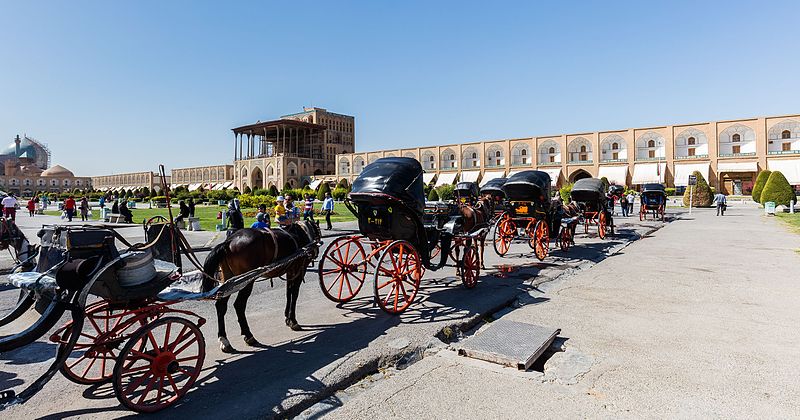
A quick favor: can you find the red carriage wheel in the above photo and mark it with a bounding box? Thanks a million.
[461,243,480,289]
[57,301,146,385]
[373,240,422,314]
[559,226,571,252]
[533,220,550,261]
[492,218,516,256]
[318,236,367,303]
[525,220,538,249]
[113,317,205,413]
[598,212,607,239]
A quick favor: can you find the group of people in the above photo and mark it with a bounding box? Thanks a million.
[225,192,337,234]
[611,191,636,217]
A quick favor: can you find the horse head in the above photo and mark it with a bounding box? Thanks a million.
[0,218,34,267]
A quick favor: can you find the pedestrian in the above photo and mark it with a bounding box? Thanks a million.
[111,199,120,214]
[275,196,288,226]
[99,195,106,209]
[41,194,48,211]
[285,194,299,223]
[64,195,77,222]
[250,212,270,229]
[226,198,244,231]
[118,200,134,223]
[256,203,271,228]
[188,197,196,218]
[79,197,90,221]
[322,192,334,230]
[619,193,628,217]
[626,191,635,215]
[2,193,17,221]
[26,198,36,217]
[607,193,616,216]
[713,191,727,216]
[303,194,315,221]
[176,200,190,223]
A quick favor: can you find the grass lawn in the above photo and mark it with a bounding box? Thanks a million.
[45,202,356,231]
[775,212,800,233]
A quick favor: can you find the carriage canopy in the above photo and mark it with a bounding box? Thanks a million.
[501,170,552,202]
[570,178,607,204]
[455,181,479,199]
[349,157,425,214]
[480,177,507,196]
[641,183,666,195]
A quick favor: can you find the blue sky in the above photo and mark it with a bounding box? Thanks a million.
[1,1,798,176]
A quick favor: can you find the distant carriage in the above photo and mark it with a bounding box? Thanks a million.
[640,183,667,221]
[571,178,615,239]
[479,177,507,224]
[317,158,487,314]
[492,171,553,260]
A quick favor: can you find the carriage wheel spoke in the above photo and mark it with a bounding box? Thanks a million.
[166,373,181,396]
[383,284,396,306]
[175,355,200,363]
[81,353,98,377]
[336,271,345,299]
[123,371,152,395]
[137,375,158,405]
[173,336,198,357]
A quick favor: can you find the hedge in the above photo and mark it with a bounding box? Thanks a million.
[682,170,713,207]
[760,171,797,207]
[752,170,771,203]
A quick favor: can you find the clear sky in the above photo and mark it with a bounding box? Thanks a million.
[1,1,798,176]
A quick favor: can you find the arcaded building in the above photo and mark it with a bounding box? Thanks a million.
[336,114,800,195]
[233,107,355,191]
[92,171,170,193]
[171,164,234,191]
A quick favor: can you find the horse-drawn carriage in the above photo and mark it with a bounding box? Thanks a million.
[492,170,553,260]
[571,178,615,239]
[317,157,488,314]
[1,167,320,413]
[640,183,667,221]
[479,177,507,224]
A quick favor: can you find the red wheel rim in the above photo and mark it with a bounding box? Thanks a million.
[534,221,549,261]
[598,212,607,239]
[431,243,441,260]
[526,220,538,249]
[57,301,145,385]
[493,219,515,256]
[560,228,571,252]
[461,246,479,289]
[319,236,367,303]
[374,241,421,314]
[113,317,205,413]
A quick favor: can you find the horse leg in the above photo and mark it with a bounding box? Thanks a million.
[285,269,304,331]
[215,296,236,353]
[233,282,261,346]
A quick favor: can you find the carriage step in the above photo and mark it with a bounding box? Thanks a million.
[457,319,560,370]
[0,389,16,404]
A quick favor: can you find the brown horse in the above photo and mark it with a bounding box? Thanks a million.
[202,220,320,353]
[454,196,493,270]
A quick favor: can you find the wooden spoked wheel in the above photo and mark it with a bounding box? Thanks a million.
[57,301,146,385]
[533,220,550,261]
[318,236,367,303]
[373,240,422,314]
[492,217,516,256]
[559,226,571,252]
[461,243,480,289]
[525,220,538,249]
[598,212,607,239]
[113,317,205,413]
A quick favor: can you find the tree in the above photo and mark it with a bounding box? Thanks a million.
[760,171,797,207]
[141,187,150,197]
[427,188,439,201]
[682,170,713,207]
[336,179,349,189]
[243,185,252,194]
[752,170,771,203]
[599,177,610,193]
[282,182,292,194]
[559,183,573,203]
[268,185,279,197]
[435,184,455,201]
[317,182,332,201]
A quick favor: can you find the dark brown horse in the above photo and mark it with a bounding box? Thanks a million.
[454,196,493,270]
[202,220,320,353]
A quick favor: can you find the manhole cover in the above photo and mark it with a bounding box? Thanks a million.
[458,319,559,370]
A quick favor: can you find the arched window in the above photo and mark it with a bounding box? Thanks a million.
[648,140,655,148]
[782,130,791,139]
[548,147,555,154]
[688,137,696,145]
[450,154,455,160]
[472,152,477,159]
[429,156,434,161]
[580,145,586,153]
[521,149,527,156]
[611,143,619,150]
[732,134,741,142]
[495,151,501,157]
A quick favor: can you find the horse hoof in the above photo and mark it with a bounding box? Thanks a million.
[286,319,303,331]
[219,337,236,353]
[243,336,263,347]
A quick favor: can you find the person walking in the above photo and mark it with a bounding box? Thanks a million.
[626,191,635,215]
[713,191,727,216]
[41,194,48,211]
[303,194,315,222]
[226,198,244,234]
[26,198,36,217]
[64,195,77,222]
[619,194,629,217]
[187,198,196,218]
[79,197,90,221]
[98,195,105,209]
[322,192,334,230]
[2,193,17,221]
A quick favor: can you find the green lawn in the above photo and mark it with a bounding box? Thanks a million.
[775,212,800,233]
[45,202,356,231]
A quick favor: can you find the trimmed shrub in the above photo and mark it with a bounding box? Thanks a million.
[760,171,797,206]
[436,184,455,201]
[332,187,348,200]
[664,187,676,196]
[283,182,292,192]
[268,185,279,196]
[237,194,277,209]
[559,183,573,203]
[682,170,713,207]
[752,170,771,203]
[317,182,332,201]
[427,189,439,201]
[336,179,349,189]
[243,186,252,194]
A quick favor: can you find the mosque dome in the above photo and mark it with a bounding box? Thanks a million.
[41,164,74,177]
[2,137,40,160]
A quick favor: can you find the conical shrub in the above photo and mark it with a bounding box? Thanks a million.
[752,170,770,203]
[682,170,713,207]
[760,171,797,206]
[427,189,439,201]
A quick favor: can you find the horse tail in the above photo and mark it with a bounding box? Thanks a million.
[201,241,227,292]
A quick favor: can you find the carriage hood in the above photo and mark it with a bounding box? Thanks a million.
[641,183,666,195]
[501,171,552,202]
[349,157,425,214]
[570,178,607,203]
[480,177,507,196]
[455,182,479,198]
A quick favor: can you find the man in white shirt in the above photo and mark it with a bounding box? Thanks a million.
[626,192,635,215]
[2,193,18,221]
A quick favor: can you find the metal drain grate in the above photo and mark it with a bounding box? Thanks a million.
[458,319,560,370]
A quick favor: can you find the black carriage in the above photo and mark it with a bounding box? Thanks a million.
[454,181,480,205]
[480,177,507,223]
[640,183,667,220]
[317,157,484,314]
[571,178,615,239]
[492,170,553,260]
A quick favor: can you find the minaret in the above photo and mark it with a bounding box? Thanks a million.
[14,135,21,157]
